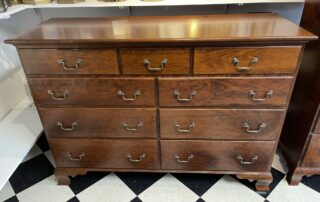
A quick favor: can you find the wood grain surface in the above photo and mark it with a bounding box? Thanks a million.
[40,108,157,139]
[120,48,190,74]
[50,139,159,169]
[161,140,275,171]
[160,108,285,140]
[158,77,293,107]
[194,46,301,74]
[19,49,118,75]
[28,77,156,106]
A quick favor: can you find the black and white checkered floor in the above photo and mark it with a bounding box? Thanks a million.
[1,134,320,202]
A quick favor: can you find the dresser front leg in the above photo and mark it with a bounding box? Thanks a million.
[54,169,71,185]
[286,169,303,185]
[255,178,272,191]
[236,172,273,191]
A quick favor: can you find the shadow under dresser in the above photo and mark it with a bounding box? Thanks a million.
[5,14,317,191]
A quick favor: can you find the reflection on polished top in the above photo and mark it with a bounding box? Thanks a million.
[6,14,317,45]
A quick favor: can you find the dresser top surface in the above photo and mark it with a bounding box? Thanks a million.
[6,13,317,45]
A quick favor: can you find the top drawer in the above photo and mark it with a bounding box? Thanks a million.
[194,46,301,75]
[19,49,119,75]
[120,48,190,75]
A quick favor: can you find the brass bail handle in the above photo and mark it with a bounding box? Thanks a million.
[237,155,258,165]
[67,152,85,161]
[174,154,194,163]
[122,122,143,131]
[126,154,146,162]
[232,57,258,71]
[47,90,69,101]
[174,90,197,103]
[174,122,195,133]
[143,58,168,72]
[58,59,82,71]
[57,121,78,131]
[249,90,273,102]
[117,90,142,101]
[242,122,266,133]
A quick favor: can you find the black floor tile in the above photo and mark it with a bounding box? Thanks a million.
[9,154,54,194]
[301,174,320,193]
[69,172,109,195]
[36,133,49,152]
[66,196,80,202]
[130,196,143,202]
[116,172,166,195]
[172,173,223,197]
[4,196,19,202]
[234,168,285,198]
[196,198,206,202]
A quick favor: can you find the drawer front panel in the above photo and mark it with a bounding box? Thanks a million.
[302,133,320,167]
[50,139,159,169]
[160,109,285,140]
[120,48,190,74]
[161,140,275,171]
[19,49,118,75]
[194,46,301,74]
[159,77,292,107]
[29,77,156,106]
[40,108,157,139]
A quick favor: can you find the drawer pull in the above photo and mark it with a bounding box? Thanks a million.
[174,154,194,163]
[174,122,195,133]
[122,122,143,131]
[243,122,266,133]
[47,90,69,101]
[117,90,142,101]
[232,57,258,71]
[58,59,82,71]
[249,90,273,102]
[57,121,78,131]
[236,155,258,165]
[126,154,146,162]
[174,90,197,102]
[67,152,85,161]
[143,58,168,72]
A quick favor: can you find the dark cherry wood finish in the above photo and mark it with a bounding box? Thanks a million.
[5,14,316,191]
[160,109,285,140]
[280,0,320,185]
[28,77,156,107]
[194,46,301,75]
[50,139,159,169]
[161,140,275,171]
[19,49,118,75]
[39,108,157,139]
[120,48,190,74]
[158,77,293,107]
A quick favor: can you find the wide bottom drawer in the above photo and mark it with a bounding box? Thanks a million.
[161,140,275,171]
[50,139,159,169]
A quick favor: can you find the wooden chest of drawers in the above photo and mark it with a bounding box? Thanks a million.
[280,2,320,185]
[6,14,316,191]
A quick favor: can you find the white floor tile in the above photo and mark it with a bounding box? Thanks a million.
[139,173,199,202]
[44,150,56,168]
[201,175,265,202]
[16,175,74,202]
[0,181,15,201]
[267,178,320,202]
[23,144,42,162]
[76,173,136,202]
